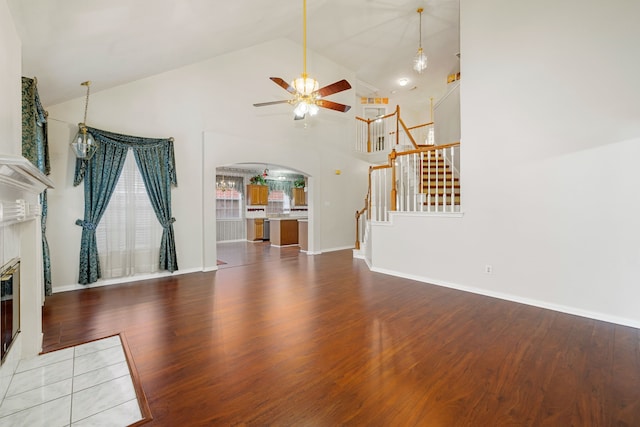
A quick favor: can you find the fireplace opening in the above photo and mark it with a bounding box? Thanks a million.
[1,258,20,362]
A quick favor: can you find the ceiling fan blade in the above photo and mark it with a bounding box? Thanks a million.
[253,100,291,107]
[317,99,351,113]
[312,79,352,98]
[270,77,297,94]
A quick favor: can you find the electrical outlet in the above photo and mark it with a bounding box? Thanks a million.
[485,264,493,274]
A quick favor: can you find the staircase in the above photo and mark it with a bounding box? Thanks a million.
[421,150,461,207]
[353,105,461,257]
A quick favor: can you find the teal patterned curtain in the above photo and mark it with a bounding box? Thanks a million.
[267,180,294,199]
[133,143,178,272]
[21,77,52,295]
[73,127,178,284]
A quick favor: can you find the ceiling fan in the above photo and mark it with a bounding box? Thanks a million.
[253,0,352,120]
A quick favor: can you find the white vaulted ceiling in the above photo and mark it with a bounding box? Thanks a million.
[7,0,459,110]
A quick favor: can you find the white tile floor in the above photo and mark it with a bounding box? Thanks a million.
[0,336,144,426]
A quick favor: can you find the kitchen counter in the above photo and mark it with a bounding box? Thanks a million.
[298,219,308,252]
[269,218,300,246]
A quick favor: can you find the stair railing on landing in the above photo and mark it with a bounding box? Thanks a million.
[355,105,426,153]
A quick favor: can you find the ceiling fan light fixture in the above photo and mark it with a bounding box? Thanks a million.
[292,76,319,96]
[252,0,351,118]
[413,8,428,74]
[294,102,309,117]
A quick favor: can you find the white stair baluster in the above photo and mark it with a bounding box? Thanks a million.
[450,146,455,212]
[435,149,440,212]
[420,152,424,212]
[427,150,432,212]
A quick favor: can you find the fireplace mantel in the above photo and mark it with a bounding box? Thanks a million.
[0,155,54,224]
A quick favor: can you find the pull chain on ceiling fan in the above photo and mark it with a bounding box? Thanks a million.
[253,0,352,120]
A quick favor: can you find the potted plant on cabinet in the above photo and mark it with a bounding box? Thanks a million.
[247,174,268,205]
[293,177,306,188]
[250,174,267,185]
[292,177,307,206]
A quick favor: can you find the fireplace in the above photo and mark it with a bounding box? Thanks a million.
[0,258,19,362]
[0,154,53,366]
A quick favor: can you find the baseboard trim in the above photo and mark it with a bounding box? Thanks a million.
[369,266,640,330]
[53,267,203,293]
[321,245,355,254]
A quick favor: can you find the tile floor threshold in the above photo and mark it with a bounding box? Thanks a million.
[0,333,151,426]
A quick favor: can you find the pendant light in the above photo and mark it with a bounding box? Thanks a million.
[70,81,98,160]
[413,8,428,74]
[217,175,235,192]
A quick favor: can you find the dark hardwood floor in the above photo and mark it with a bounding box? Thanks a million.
[42,243,640,426]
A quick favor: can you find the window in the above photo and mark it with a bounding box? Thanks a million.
[266,189,291,216]
[96,151,163,278]
[216,176,243,219]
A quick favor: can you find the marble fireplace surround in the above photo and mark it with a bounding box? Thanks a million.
[0,154,54,378]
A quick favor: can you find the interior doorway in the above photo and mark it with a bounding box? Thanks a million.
[215,163,309,268]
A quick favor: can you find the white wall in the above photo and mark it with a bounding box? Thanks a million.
[1,7,50,359]
[46,38,369,290]
[372,0,640,327]
[0,0,20,156]
[0,0,21,390]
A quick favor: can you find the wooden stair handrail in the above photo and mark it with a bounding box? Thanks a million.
[363,142,461,218]
[397,141,461,157]
[355,108,398,125]
[398,116,419,149]
[389,121,434,135]
[354,198,368,250]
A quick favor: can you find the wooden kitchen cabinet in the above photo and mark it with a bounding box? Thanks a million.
[270,219,298,246]
[247,185,269,205]
[246,218,264,241]
[292,187,306,206]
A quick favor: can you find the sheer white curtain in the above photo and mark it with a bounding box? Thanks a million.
[96,151,163,278]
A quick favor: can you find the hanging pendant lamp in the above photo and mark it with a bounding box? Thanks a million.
[70,81,98,160]
[413,8,428,74]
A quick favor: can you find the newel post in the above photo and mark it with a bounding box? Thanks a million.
[390,149,397,211]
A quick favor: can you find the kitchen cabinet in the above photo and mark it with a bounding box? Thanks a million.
[247,184,269,205]
[292,187,306,206]
[270,219,299,246]
[246,218,264,241]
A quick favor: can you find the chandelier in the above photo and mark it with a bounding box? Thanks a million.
[70,81,98,160]
[217,176,235,192]
[413,8,428,74]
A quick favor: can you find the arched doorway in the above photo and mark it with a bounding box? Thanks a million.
[208,162,313,269]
